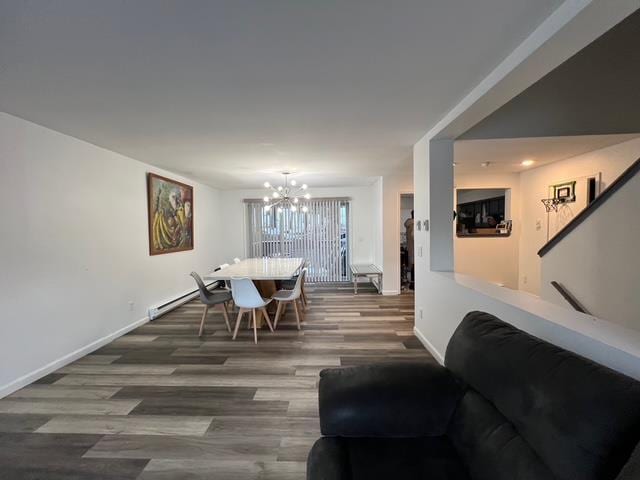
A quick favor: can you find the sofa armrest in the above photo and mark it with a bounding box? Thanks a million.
[319,362,464,437]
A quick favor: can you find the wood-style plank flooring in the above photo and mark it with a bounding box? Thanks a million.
[0,283,433,479]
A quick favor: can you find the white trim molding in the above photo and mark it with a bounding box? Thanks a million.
[414,325,445,365]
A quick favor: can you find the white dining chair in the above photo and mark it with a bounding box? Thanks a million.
[230,277,274,344]
[280,261,309,308]
[272,268,307,330]
[233,257,242,264]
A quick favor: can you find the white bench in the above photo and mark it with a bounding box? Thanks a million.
[350,264,382,294]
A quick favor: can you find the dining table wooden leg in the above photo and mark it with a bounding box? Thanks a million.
[254,280,277,315]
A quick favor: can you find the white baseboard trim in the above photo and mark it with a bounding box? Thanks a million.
[413,325,445,365]
[382,289,400,296]
[151,290,200,320]
[0,315,149,398]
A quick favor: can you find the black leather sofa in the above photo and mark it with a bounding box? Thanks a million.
[307,311,640,480]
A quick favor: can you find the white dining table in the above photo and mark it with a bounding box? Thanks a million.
[204,257,304,281]
[204,257,304,328]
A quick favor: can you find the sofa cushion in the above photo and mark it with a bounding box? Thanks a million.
[445,311,640,480]
[307,436,470,480]
[319,362,464,437]
[448,390,555,480]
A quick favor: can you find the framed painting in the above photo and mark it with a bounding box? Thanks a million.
[147,173,194,255]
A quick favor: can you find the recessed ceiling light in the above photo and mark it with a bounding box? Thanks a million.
[480,162,490,168]
[521,159,535,167]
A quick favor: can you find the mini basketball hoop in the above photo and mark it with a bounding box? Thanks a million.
[542,180,576,212]
[541,197,566,212]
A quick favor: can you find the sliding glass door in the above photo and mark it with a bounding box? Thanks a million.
[246,199,350,282]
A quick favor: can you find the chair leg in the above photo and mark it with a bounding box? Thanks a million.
[252,309,258,344]
[221,302,231,333]
[299,292,306,311]
[199,305,209,336]
[293,299,301,330]
[273,301,283,330]
[261,307,274,332]
[297,297,305,320]
[232,308,244,340]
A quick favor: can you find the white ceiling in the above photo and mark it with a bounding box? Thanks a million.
[0,0,564,188]
[454,134,640,174]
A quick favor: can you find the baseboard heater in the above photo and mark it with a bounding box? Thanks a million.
[148,281,219,320]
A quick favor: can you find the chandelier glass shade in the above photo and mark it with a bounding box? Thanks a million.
[263,172,310,213]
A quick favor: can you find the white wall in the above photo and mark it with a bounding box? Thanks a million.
[541,171,640,330]
[519,137,640,294]
[454,173,521,288]
[217,184,380,266]
[0,113,225,396]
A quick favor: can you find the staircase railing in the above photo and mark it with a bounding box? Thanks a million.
[550,281,591,315]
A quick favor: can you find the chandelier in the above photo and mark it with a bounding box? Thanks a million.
[263,172,311,213]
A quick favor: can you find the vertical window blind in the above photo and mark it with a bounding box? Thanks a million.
[245,198,350,282]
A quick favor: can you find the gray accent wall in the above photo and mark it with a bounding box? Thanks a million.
[459,8,640,140]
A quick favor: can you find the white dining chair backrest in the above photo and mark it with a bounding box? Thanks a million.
[292,268,307,297]
[230,277,266,308]
[233,257,242,264]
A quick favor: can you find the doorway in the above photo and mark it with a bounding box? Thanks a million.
[400,193,414,291]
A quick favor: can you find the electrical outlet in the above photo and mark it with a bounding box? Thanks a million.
[523,275,528,284]
[128,301,135,311]
[535,219,542,231]
[419,308,423,319]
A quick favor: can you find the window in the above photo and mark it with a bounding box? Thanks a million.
[246,199,350,281]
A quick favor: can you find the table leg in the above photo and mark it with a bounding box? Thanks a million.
[253,280,277,326]
[354,275,358,295]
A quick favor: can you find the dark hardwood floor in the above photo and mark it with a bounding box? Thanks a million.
[0,283,432,479]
